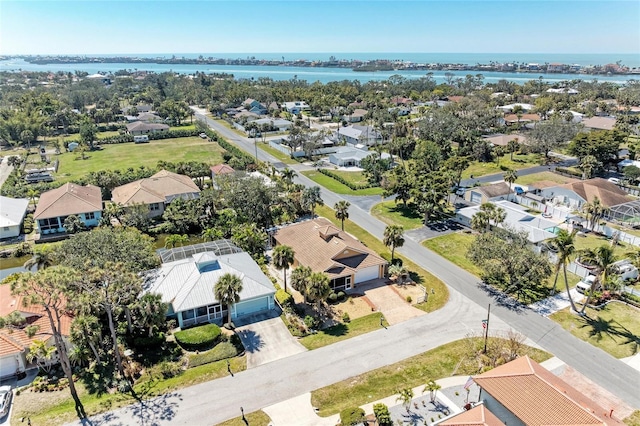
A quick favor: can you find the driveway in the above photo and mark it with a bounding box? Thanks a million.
[357,280,425,325]
[235,312,306,368]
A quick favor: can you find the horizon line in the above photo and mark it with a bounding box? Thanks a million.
[2,51,637,56]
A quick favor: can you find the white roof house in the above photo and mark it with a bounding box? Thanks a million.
[329,146,391,168]
[455,200,558,244]
[496,103,534,112]
[0,196,29,239]
[145,242,276,328]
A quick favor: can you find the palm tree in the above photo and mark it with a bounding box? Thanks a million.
[27,340,57,374]
[383,225,405,264]
[548,230,578,311]
[578,245,616,314]
[302,186,323,217]
[507,138,520,161]
[272,245,295,292]
[27,188,38,209]
[334,201,351,230]
[583,197,607,231]
[396,388,414,413]
[290,265,312,303]
[23,248,55,271]
[423,380,442,403]
[579,155,599,180]
[201,228,222,242]
[504,169,518,193]
[164,234,189,249]
[281,168,297,188]
[306,272,331,308]
[214,273,244,325]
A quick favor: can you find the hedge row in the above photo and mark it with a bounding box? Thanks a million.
[275,289,293,307]
[174,323,221,350]
[318,168,377,190]
[203,127,255,165]
[63,129,200,146]
[555,167,583,178]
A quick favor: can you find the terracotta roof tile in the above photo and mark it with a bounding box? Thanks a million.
[112,170,200,206]
[559,178,632,207]
[440,404,505,426]
[0,333,24,357]
[33,183,102,220]
[210,164,235,175]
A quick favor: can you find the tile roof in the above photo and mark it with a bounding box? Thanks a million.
[33,183,102,220]
[111,170,200,206]
[210,164,236,175]
[504,113,542,123]
[559,178,632,208]
[582,117,616,130]
[474,182,512,198]
[439,404,505,426]
[473,356,619,426]
[273,218,387,279]
[482,134,528,146]
[0,333,24,357]
[125,121,169,132]
[0,196,29,227]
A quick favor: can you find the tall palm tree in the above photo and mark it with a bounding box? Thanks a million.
[24,248,55,271]
[281,168,297,188]
[578,245,617,314]
[503,169,518,193]
[290,265,312,303]
[334,201,351,230]
[214,273,244,325]
[27,188,38,209]
[507,138,520,161]
[583,196,607,231]
[383,225,405,264]
[548,230,578,312]
[423,380,442,403]
[579,155,599,180]
[302,186,323,217]
[272,245,295,292]
[306,272,331,308]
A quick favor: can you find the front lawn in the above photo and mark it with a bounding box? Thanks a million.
[315,205,448,313]
[550,303,640,359]
[327,170,372,187]
[217,410,272,426]
[461,153,543,179]
[423,232,483,277]
[54,137,226,183]
[514,171,578,186]
[299,313,383,350]
[257,142,297,164]
[302,171,384,196]
[310,338,551,417]
[371,200,424,230]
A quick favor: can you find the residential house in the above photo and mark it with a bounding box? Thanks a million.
[210,164,236,180]
[143,241,276,328]
[111,170,201,218]
[482,134,528,147]
[439,356,622,425]
[502,113,542,126]
[248,117,293,132]
[546,87,579,94]
[282,101,310,114]
[496,103,534,113]
[329,146,391,168]
[436,404,504,426]
[34,183,102,235]
[464,182,512,204]
[336,125,383,147]
[345,108,368,123]
[547,63,568,73]
[0,196,29,239]
[538,178,632,210]
[390,96,413,106]
[455,201,559,245]
[242,98,267,115]
[273,218,387,291]
[125,121,170,135]
[582,116,617,131]
[0,284,73,378]
[121,104,153,114]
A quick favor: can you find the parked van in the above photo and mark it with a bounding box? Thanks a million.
[576,275,599,294]
[134,135,149,143]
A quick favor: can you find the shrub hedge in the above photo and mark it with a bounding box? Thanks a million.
[174,323,221,350]
[317,168,377,190]
[275,289,293,307]
[555,167,583,178]
[340,407,366,426]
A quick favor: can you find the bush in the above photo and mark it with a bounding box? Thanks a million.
[156,361,183,379]
[337,291,346,301]
[174,323,221,350]
[130,333,165,349]
[275,289,293,307]
[556,167,583,178]
[187,341,240,368]
[342,312,350,323]
[373,403,392,426]
[406,295,412,303]
[304,315,319,330]
[13,242,33,257]
[328,292,338,303]
[340,407,366,426]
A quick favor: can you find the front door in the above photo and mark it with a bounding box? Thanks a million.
[208,304,222,320]
[345,276,352,290]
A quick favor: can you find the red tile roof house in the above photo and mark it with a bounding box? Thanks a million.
[33,183,103,237]
[210,164,236,180]
[0,284,73,379]
[436,356,623,426]
[111,170,200,218]
[273,218,387,292]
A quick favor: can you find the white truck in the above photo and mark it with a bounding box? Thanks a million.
[576,259,638,294]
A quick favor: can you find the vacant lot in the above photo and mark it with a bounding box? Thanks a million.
[302,170,383,196]
[371,200,424,230]
[461,153,543,179]
[54,137,226,182]
[514,171,577,186]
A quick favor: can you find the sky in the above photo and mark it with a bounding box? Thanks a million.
[0,0,639,55]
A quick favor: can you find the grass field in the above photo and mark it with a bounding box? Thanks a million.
[315,205,448,313]
[217,411,271,426]
[299,313,383,350]
[327,170,371,187]
[550,303,640,359]
[257,141,297,164]
[302,170,384,196]
[310,338,551,417]
[371,200,424,230]
[573,231,627,255]
[515,171,578,186]
[54,137,226,182]
[461,154,543,179]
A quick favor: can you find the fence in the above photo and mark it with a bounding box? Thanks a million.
[511,195,572,221]
[575,218,640,248]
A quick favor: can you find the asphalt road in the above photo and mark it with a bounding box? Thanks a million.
[69,114,639,425]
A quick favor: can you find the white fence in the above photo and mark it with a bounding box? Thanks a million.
[512,195,572,221]
[575,218,640,248]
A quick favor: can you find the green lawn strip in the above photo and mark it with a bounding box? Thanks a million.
[625,410,640,426]
[14,356,247,426]
[550,303,640,359]
[326,170,371,187]
[257,142,297,164]
[217,410,272,426]
[461,154,543,180]
[514,171,577,186]
[300,313,382,350]
[371,200,423,230]
[310,338,551,417]
[573,232,627,255]
[60,130,121,143]
[302,170,383,196]
[54,137,225,183]
[315,205,448,313]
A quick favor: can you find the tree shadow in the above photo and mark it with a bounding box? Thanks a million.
[476,282,525,312]
[236,329,265,354]
[320,323,348,337]
[581,312,640,354]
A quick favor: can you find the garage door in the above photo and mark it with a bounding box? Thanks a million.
[470,191,482,204]
[234,296,270,318]
[0,355,18,378]
[355,266,380,284]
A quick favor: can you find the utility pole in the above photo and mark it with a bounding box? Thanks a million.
[482,304,491,354]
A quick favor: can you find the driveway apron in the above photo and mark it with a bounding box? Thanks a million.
[236,316,307,368]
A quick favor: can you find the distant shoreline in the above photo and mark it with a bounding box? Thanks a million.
[2,55,639,76]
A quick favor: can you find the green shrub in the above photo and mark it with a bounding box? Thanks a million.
[342,312,351,323]
[187,341,240,368]
[156,361,183,379]
[337,291,346,301]
[406,295,412,303]
[373,403,392,426]
[556,167,583,178]
[304,315,319,330]
[174,323,221,350]
[328,292,338,303]
[276,289,293,307]
[340,407,365,426]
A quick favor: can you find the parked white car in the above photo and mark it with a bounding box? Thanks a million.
[0,385,12,418]
[576,275,599,294]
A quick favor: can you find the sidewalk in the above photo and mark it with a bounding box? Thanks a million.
[529,289,585,316]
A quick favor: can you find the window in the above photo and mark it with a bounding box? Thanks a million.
[196,306,207,317]
[150,203,161,212]
[84,212,96,220]
[39,217,60,232]
[3,227,9,231]
[182,310,195,320]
